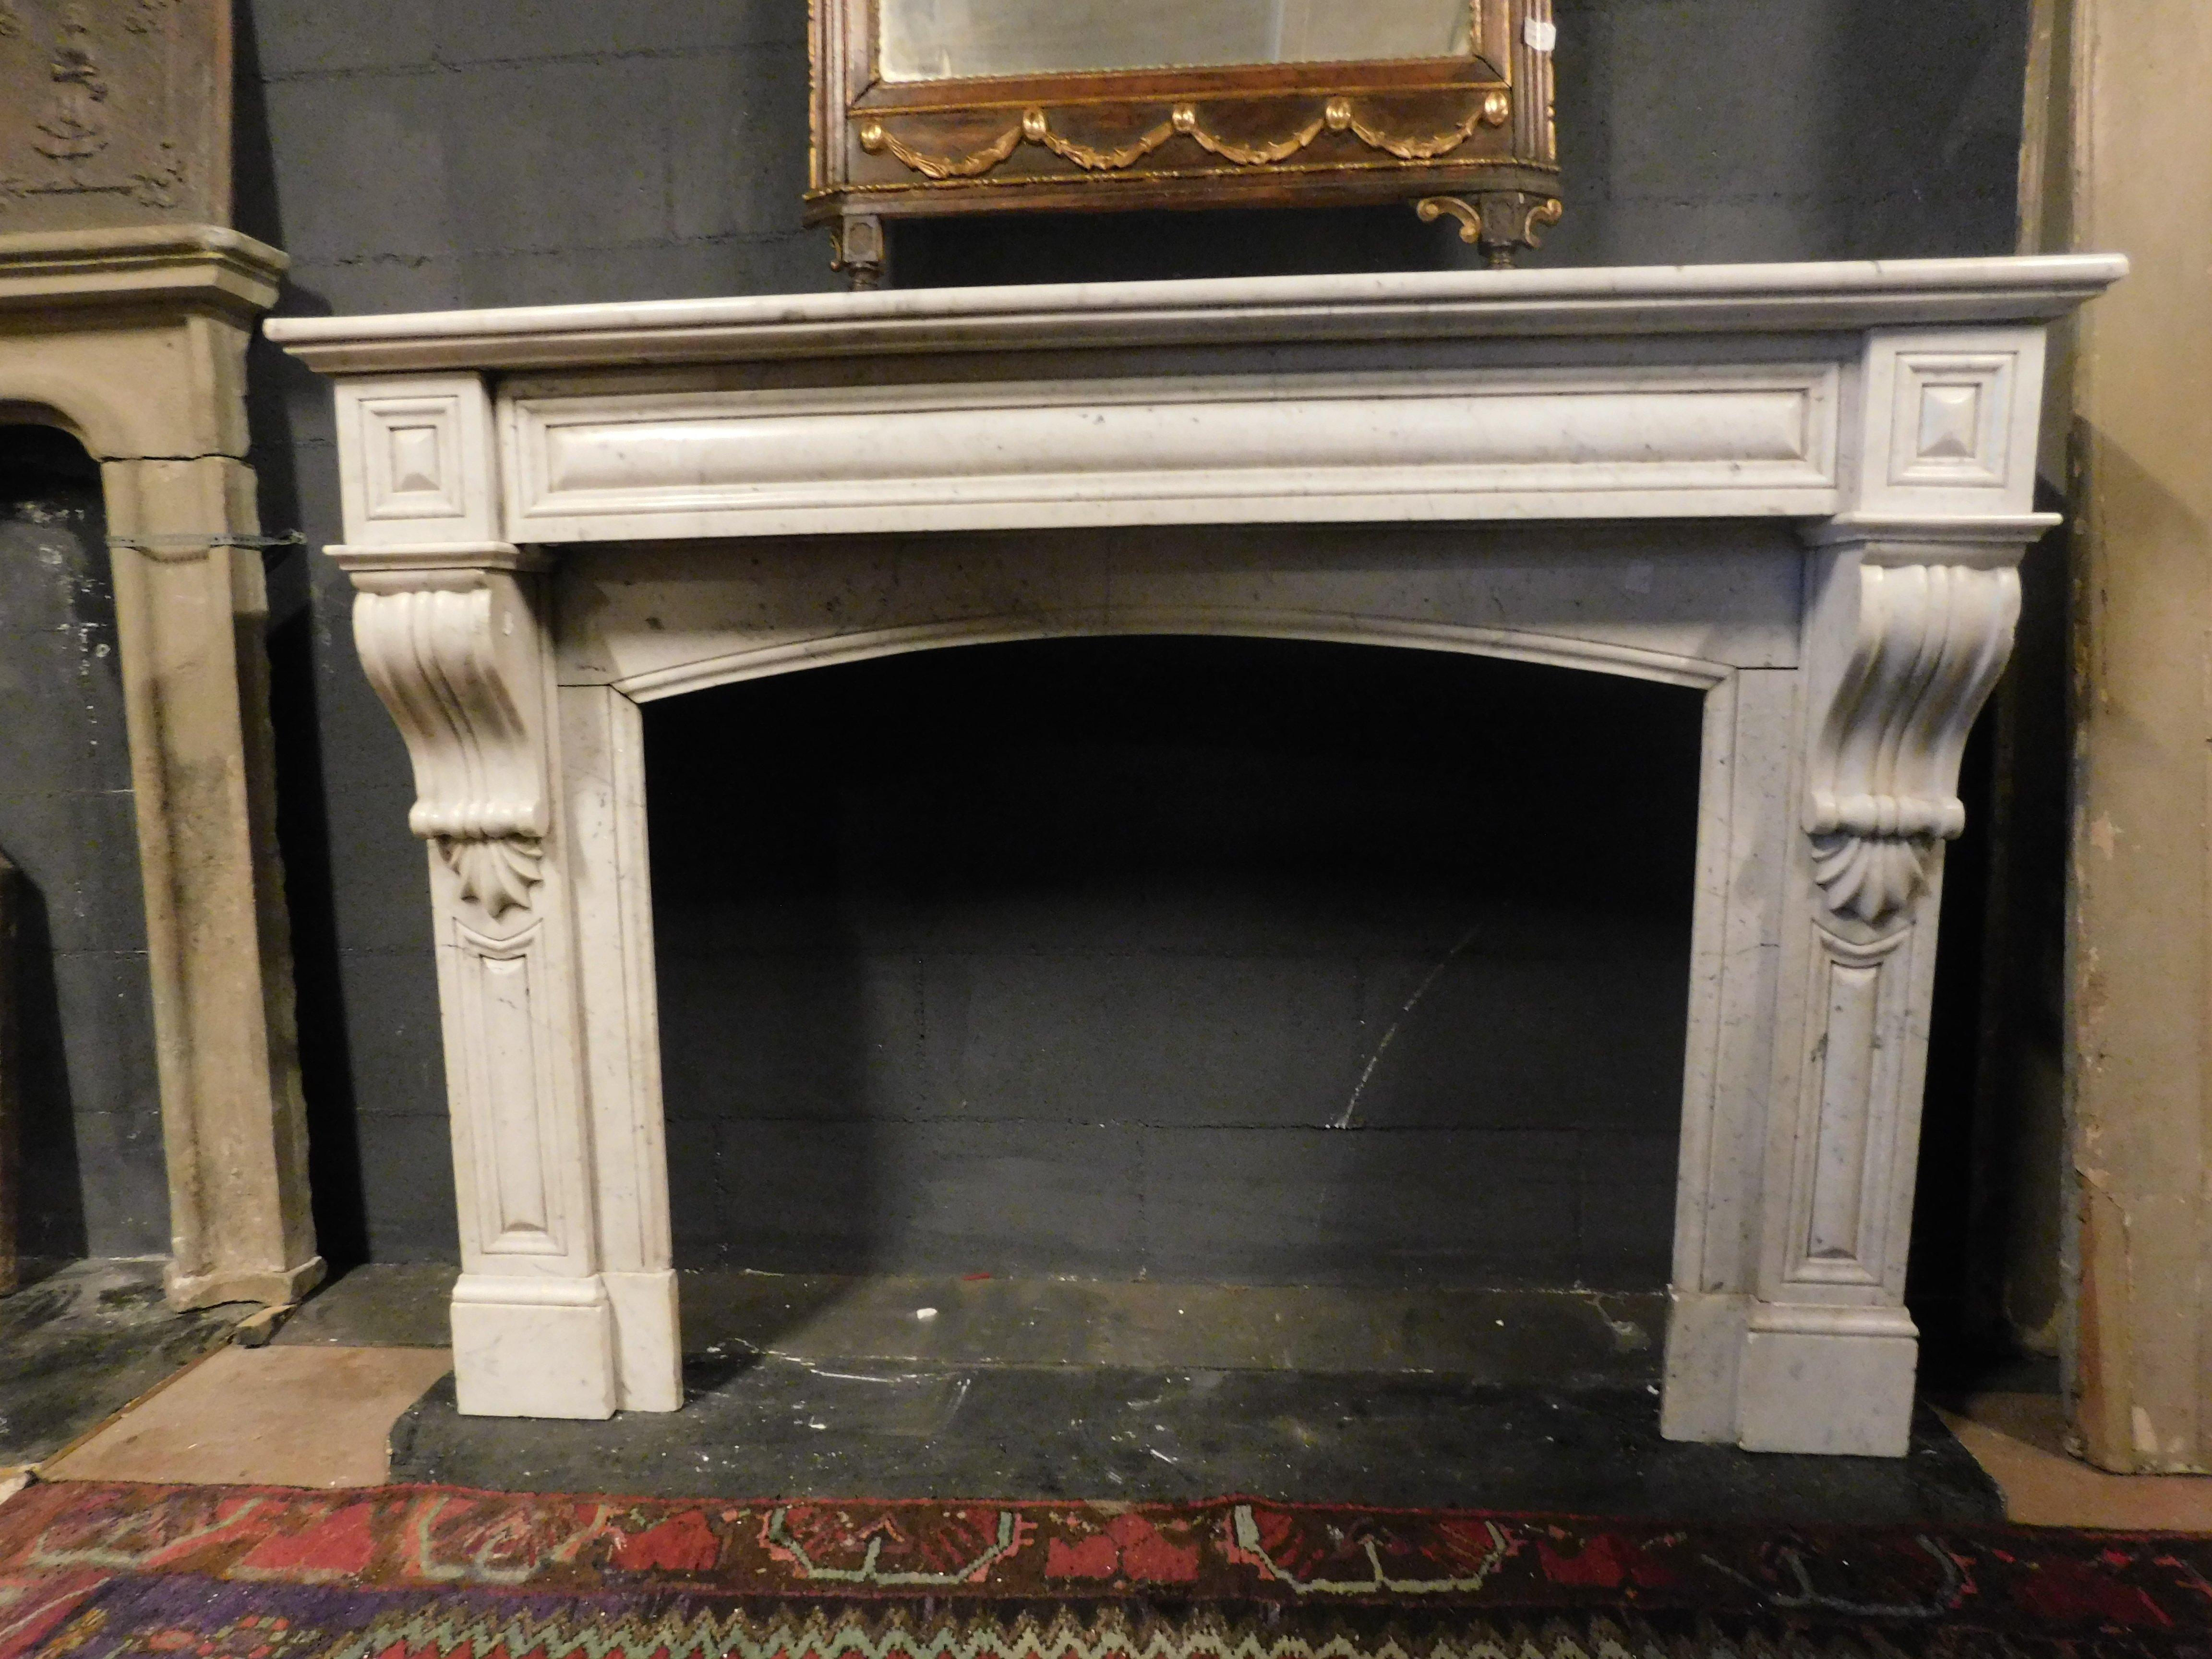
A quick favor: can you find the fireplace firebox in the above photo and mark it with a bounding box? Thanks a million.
[271,255,2124,1455]
[645,632,1705,1287]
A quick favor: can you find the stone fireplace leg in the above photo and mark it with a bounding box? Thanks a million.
[328,369,682,1417]
[1729,526,2029,1456]
[349,555,649,1418]
[1661,666,1797,1446]
[560,684,683,1413]
[102,455,325,1310]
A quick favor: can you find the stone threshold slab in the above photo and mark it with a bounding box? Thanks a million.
[277,1265,1661,1386]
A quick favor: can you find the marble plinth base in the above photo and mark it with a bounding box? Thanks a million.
[450,1276,618,1419]
[605,1269,685,1414]
[1740,1331,1922,1458]
[449,1270,683,1418]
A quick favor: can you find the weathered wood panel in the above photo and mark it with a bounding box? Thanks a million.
[2057,0,2212,1474]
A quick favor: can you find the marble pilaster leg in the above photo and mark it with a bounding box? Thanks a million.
[561,683,682,1413]
[1736,535,2023,1456]
[352,559,620,1419]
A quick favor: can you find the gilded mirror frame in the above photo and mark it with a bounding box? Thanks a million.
[807,0,1560,286]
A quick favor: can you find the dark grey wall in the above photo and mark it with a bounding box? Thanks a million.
[0,429,166,1262]
[1542,0,2028,267]
[235,0,2030,1268]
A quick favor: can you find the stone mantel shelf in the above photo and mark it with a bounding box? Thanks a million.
[276,255,2122,1455]
[268,255,2127,374]
[0,225,288,322]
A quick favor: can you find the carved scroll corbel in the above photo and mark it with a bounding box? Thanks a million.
[1802,552,2020,927]
[350,568,551,921]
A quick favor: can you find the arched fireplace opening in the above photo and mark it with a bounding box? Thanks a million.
[645,635,1705,1295]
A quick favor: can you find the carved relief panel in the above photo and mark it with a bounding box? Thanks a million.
[0,0,228,229]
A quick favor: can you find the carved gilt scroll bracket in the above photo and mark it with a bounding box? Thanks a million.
[1417,190,1563,268]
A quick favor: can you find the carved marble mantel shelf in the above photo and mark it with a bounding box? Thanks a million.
[272,255,2123,1455]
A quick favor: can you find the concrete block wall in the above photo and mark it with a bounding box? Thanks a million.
[228,0,2031,1268]
[1542,0,2029,267]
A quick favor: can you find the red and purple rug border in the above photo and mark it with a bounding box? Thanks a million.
[2,1479,2208,1656]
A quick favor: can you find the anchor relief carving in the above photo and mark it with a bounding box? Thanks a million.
[351,573,550,921]
[1803,553,2020,927]
[0,0,211,218]
[33,8,108,161]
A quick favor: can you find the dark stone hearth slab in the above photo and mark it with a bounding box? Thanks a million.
[389,1359,2000,1525]
[282,1265,1668,1388]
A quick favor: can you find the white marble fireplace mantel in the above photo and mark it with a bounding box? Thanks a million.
[271,254,2123,1456]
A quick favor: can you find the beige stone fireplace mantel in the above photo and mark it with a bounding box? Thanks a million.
[272,254,2122,1455]
[2,224,322,1309]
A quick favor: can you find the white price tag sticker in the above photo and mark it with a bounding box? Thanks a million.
[1524,18,1557,51]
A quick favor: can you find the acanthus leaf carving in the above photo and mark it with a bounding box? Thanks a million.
[352,575,551,920]
[1417,191,1563,268]
[1807,834,1931,931]
[1803,556,2019,927]
[439,835,544,921]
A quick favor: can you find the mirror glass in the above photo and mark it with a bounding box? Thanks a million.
[878,0,1475,83]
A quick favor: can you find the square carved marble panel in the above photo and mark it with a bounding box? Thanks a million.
[337,374,504,548]
[361,397,467,522]
[1887,351,2015,491]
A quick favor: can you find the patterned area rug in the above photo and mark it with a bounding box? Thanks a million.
[1,1480,2207,1658]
